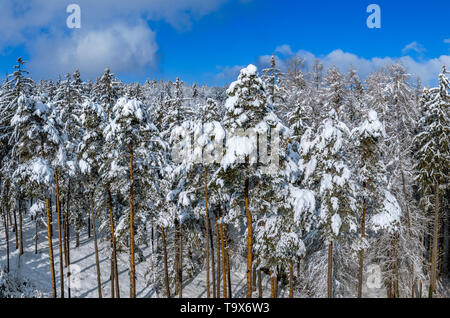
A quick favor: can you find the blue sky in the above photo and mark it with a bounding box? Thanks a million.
[0,0,449,86]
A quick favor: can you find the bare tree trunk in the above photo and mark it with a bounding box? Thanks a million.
[270,269,275,298]
[35,218,38,254]
[46,197,57,298]
[18,200,23,256]
[110,252,115,298]
[327,241,333,298]
[108,184,120,298]
[66,195,71,299]
[224,225,232,298]
[13,206,18,250]
[357,184,366,298]
[204,167,211,298]
[87,213,91,239]
[209,217,216,298]
[244,178,253,298]
[2,211,9,272]
[289,260,294,298]
[216,217,221,298]
[161,226,171,298]
[219,205,227,298]
[90,191,102,298]
[63,198,67,268]
[55,170,64,298]
[430,182,440,297]
[129,142,136,298]
[393,233,400,298]
[178,222,183,298]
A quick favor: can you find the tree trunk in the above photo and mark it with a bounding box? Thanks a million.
[244,178,253,298]
[108,184,120,298]
[400,164,414,298]
[430,182,440,297]
[178,222,183,298]
[55,170,64,298]
[209,216,216,298]
[289,260,293,298]
[66,197,71,299]
[270,269,275,298]
[90,191,102,298]
[35,218,38,255]
[129,142,136,298]
[257,259,262,298]
[46,197,57,298]
[18,200,23,256]
[357,184,366,298]
[63,199,68,267]
[327,241,333,298]
[443,196,449,279]
[110,252,115,298]
[225,225,232,298]
[219,205,227,298]
[161,226,171,298]
[216,217,221,298]
[204,167,211,298]
[3,211,9,272]
[393,233,400,298]
[13,206,18,250]
[419,210,426,298]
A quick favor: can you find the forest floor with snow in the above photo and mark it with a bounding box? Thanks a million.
[2,215,444,298]
[0,215,292,298]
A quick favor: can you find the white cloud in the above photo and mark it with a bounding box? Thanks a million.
[215,65,246,80]
[29,22,158,79]
[402,41,426,55]
[216,47,449,86]
[0,0,233,77]
[275,44,293,56]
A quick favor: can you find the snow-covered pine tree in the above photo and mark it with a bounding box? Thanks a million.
[9,94,63,298]
[104,96,165,298]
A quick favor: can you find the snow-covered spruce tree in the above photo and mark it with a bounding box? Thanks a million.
[93,68,121,119]
[9,94,63,298]
[322,66,346,120]
[299,109,358,298]
[414,66,449,297]
[104,96,165,298]
[261,55,285,111]
[0,58,35,168]
[352,109,405,297]
[344,67,365,129]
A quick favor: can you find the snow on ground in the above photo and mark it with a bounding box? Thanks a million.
[0,214,281,298]
[0,213,391,298]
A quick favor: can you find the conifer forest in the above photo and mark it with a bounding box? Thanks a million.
[0,57,448,299]
[0,1,449,300]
